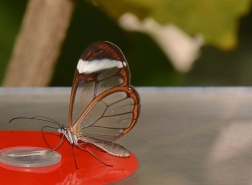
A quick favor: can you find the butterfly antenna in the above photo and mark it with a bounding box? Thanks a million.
[32,116,62,126]
[9,116,62,127]
[10,117,65,152]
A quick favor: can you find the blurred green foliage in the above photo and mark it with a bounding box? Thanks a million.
[94,0,251,49]
[49,0,185,86]
[1,1,252,86]
[189,13,252,86]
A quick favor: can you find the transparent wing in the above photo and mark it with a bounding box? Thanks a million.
[69,41,131,126]
[72,85,140,141]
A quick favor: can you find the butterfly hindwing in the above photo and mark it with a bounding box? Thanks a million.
[72,85,140,141]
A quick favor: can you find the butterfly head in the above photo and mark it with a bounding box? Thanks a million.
[57,125,68,134]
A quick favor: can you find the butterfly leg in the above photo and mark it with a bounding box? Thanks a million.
[69,144,79,169]
[41,125,65,151]
[78,145,113,167]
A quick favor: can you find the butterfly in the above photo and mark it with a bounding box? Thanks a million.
[10,41,140,168]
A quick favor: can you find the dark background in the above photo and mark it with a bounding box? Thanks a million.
[1,1,252,86]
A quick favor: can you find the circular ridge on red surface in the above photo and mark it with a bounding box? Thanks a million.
[0,130,138,185]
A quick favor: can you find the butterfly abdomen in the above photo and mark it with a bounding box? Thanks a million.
[82,137,130,157]
[99,141,130,157]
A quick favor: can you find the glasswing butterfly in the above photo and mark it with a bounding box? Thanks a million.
[10,41,140,168]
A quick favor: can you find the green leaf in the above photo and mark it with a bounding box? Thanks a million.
[92,0,251,49]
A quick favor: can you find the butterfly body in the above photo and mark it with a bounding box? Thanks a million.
[58,124,130,157]
[58,126,79,146]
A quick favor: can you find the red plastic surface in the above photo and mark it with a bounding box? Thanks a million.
[0,131,138,185]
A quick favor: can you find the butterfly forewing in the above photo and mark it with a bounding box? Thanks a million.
[69,42,131,127]
[71,80,96,124]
